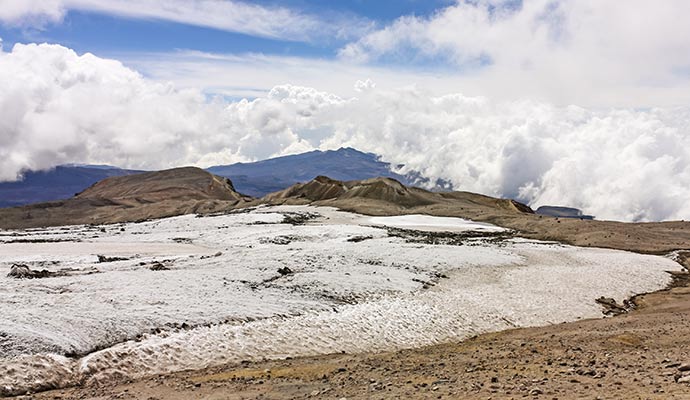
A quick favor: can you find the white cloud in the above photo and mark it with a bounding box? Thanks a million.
[8,0,690,107]
[0,0,65,28]
[0,0,371,42]
[339,0,690,107]
[354,79,376,93]
[121,51,413,100]
[0,42,313,179]
[2,42,690,222]
[119,41,690,110]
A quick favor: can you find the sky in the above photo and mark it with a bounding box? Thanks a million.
[1,0,690,222]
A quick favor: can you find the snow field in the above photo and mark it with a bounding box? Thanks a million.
[0,206,681,395]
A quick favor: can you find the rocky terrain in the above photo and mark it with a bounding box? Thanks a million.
[2,169,690,255]
[2,169,690,399]
[266,175,690,254]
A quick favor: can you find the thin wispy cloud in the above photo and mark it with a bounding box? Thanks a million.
[120,47,690,109]
[0,0,372,42]
[120,49,450,100]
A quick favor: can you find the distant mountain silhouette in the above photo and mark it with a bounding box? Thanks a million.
[207,147,451,197]
[0,165,141,208]
[0,148,449,208]
[1,167,687,256]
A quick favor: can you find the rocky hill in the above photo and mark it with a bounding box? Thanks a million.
[76,167,246,203]
[0,167,250,229]
[264,175,531,216]
[0,165,141,208]
[263,175,690,254]
[0,148,450,207]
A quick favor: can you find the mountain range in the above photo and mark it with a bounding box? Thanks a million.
[207,147,449,197]
[0,148,447,208]
[0,166,686,255]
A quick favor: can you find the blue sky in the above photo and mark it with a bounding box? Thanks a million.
[0,1,454,59]
[1,0,688,105]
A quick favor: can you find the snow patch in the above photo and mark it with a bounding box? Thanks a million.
[368,215,507,232]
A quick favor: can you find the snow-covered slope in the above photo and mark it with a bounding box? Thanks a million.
[0,206,680,395]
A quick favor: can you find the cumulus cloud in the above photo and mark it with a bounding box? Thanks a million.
[0,42,312,180]
[339,0,690,107]
[2,42,690,222]
[0,0,371,42]
[354,79,376,93]
[330,96,690,222]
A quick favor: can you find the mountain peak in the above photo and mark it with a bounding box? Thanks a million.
[264,175,431,207]
[207,147,447,197]
[263,174,532,215]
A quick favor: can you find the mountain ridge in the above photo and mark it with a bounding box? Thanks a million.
[207,147,450,197]
[0,148,448,208]
[0,169,689,254]
[260,175,690,254]
[0,167,249,229]
[0,165,142,208]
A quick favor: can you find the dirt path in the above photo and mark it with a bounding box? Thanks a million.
[18,269,690,400]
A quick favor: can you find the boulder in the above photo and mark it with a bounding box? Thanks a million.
[7,264,53,279]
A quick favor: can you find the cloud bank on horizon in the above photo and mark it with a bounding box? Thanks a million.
[2,42,690,222]
[1,0,690,222]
